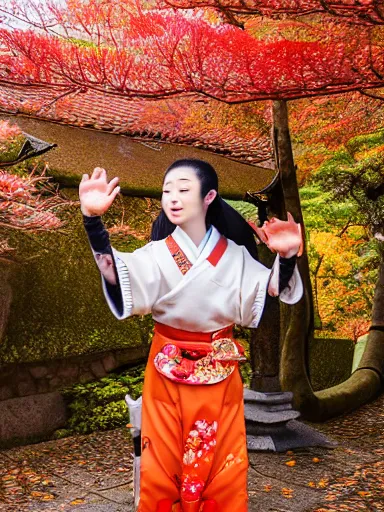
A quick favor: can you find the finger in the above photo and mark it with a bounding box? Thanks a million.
[106,186,121,207]
[107,177,120,195]
[297,223,304,257]
[255,226,268,243]
[263,222,282,236]
[80,173,89,182]
[92,167,105,180]
[261,227,269,243]
[287,212,295,224]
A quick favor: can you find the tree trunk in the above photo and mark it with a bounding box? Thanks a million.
[250,99,314,392]
[271,100,314,385]
[272,100,314,336]
[280,259,384,420]
[272,99,383,420]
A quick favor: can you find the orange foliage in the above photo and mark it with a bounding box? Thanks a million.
[0,120,22,141]
[290,92,384,152]
[309,230,374,340]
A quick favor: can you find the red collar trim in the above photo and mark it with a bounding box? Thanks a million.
[207,236,228,267]
[166,234,228,274]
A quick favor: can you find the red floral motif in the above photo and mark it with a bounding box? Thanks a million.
[180,420,218,510]
[162,344,181,359]
[154,338,245,385]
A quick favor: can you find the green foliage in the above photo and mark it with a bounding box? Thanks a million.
[67,37,97,49]
[233,325,252,387]
[346,130,384,156]
[0,134,25,163]
[61,365,145,435]
[314,150,384,235]
[299,129,384,339]
[225,199,258,222]
[314,148,355,179]
[300,184,355,232]
[52,429,71,440]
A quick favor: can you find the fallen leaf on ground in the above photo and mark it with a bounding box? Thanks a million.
[70,499,86,505]
[282,487,294,498]
[317,479,329,488]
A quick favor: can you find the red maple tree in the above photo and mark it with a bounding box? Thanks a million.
[160,0,384,25]
[0,3,383,101]
[0,120,69,262]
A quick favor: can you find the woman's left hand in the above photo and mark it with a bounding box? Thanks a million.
[261,212,303,258]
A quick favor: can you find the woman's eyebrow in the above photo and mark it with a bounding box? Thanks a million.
[163,178,191,186]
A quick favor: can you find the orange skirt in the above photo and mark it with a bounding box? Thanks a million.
[137,322,248,512]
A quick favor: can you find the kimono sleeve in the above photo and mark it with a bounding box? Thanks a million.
[239,247,271,328]
[267,254,303,305]
[100,242,161,320]
[239,247,304,328]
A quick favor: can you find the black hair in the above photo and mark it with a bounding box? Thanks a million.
[150,158,258,260]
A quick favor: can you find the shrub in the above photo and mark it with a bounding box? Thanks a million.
[60,364,145,435]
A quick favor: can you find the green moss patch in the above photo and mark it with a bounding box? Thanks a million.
[308,338,354,391]
[0,196,156,365]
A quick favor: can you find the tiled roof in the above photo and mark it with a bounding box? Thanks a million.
[0,83,274,168]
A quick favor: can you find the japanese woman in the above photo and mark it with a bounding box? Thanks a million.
[79,158,302,512]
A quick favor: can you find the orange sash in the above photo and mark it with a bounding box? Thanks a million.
[153,323,245,385]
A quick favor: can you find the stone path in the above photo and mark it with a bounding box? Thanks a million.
[0,391,383,511]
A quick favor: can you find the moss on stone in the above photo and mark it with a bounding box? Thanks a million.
[0,195,157,365]
[0,134,25,163]
[308,338,355,391]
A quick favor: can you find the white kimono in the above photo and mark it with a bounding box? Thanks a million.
[98,225,303,332]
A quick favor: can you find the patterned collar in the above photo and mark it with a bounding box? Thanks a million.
[172,225,213,264]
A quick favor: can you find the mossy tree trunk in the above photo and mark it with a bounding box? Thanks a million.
[281,258,383,420]
[269,100,383,420]
[249,100,313,393]
[272,100,314,336]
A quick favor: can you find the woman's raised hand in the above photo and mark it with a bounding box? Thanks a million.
[261,212,303,258]
[79,167,120,217]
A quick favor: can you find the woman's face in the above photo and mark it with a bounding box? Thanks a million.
[162,166,209,227]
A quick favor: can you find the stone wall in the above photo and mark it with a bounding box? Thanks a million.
[0,346,149,445]
[0,346,149,402]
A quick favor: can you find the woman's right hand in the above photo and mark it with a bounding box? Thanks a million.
[79,167,120,216]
